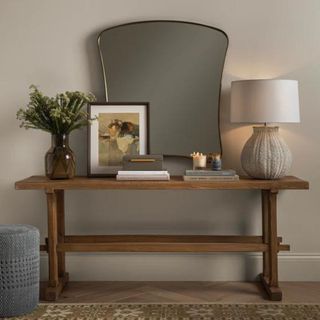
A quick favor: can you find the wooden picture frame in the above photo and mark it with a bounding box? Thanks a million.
[88,102,149,177]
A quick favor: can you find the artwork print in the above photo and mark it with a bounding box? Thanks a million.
[98,112,140,166]
[88,103,148,176]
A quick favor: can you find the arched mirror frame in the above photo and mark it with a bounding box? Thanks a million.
[97,20,228,158]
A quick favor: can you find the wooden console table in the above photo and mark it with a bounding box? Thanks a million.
[15,175,309,301]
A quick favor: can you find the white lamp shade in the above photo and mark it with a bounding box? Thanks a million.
[230,79,300,123]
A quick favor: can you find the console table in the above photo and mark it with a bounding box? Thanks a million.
[15,175,309,301]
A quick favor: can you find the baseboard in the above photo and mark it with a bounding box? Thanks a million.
[40,253,320,281]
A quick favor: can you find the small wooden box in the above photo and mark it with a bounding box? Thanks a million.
[122,155,163,171]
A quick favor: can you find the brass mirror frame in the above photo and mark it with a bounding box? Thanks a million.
[97,20,228,157]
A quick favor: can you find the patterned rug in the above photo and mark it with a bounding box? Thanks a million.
[6,303,320,320]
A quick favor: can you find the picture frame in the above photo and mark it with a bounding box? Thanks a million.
[88,102,149,177]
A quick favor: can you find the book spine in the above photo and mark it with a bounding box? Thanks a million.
[117,176,170,179]
[118,171,168,175]
[183,175,239,181]
[185,170,236,176]
[117,175,170,181]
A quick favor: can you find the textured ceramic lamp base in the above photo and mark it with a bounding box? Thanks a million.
[241,126,292,180]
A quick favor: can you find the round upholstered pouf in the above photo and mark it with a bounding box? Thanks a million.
[0,225,39,317]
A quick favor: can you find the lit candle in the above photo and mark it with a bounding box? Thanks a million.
[190,152,207,170]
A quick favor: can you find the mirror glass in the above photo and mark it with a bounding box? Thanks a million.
[98,21,228,156]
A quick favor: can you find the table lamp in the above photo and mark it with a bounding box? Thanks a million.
[230,79,300,179]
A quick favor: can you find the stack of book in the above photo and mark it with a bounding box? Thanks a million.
[117,171,170,181]
[183,169,239,181]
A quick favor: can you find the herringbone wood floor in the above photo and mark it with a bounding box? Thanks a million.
[43,282,320,303]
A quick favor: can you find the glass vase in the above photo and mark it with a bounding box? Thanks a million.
[45,134,75,179]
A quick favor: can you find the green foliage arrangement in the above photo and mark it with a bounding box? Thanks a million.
[17,85,96,134]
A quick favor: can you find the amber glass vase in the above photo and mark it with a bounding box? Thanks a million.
[45,134,75,179]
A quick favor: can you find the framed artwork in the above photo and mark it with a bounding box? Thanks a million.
[88,102,149,176]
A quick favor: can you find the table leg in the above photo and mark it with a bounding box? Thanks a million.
[262,190,270,278]
[46,190,59,288]
[44,189,68,301]
[57,190,68,279]
[268,190,279,287]
[260,189,282,301]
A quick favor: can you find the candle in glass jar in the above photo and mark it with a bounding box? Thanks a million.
[190,152,207,170]
[211,153,222,171]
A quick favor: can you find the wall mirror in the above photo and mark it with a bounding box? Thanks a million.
[98,21,228,156]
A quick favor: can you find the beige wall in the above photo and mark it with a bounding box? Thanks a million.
[0,0,319,281]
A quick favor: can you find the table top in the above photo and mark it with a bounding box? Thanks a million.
[15,175,309,191]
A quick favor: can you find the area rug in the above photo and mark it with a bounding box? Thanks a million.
[6,303,320,320]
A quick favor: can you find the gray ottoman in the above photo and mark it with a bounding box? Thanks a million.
[0,225,39,317]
